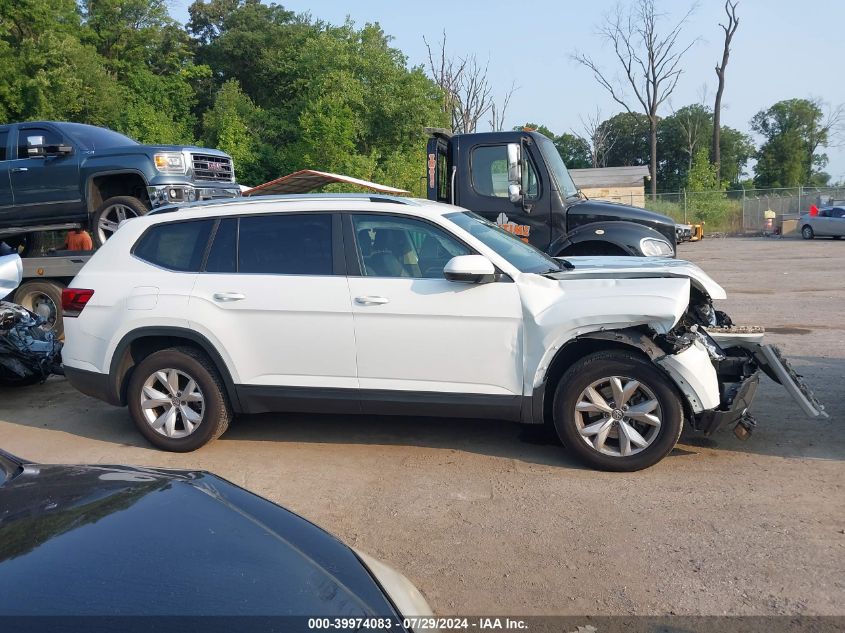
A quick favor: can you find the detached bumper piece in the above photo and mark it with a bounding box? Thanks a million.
[0,301,62,387]
[753,344,828,419]
[704,327,828,433]
[695,370,760,436]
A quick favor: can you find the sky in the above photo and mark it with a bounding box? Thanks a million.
[168,0,845,185]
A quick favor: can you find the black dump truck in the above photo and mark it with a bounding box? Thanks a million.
[426,129,677,257]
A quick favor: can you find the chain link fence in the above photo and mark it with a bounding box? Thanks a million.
[631,186,845,234]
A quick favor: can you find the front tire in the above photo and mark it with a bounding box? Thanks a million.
[801,225,814,240]
[127,347,231,452]
[91,195,149,246]
[552,350,684,471]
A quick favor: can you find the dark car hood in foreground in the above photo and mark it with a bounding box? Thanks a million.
[0,454,398,617]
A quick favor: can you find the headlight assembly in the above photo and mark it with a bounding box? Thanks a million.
[640,237,674,257]
[153,152,186,174]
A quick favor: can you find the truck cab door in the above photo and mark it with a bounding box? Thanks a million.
[8,125,82,222]
[456,139,551,251]
[0,127,12,218]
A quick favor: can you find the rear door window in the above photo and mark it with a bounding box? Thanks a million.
[134,219,214,272]
[204,218,238,273]
[237,214,333,275]
[0,130,8,161]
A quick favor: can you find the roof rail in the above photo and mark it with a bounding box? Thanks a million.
[147,193,418,214]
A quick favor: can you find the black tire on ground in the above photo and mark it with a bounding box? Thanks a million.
[127,346,232,452]
[552,350,684,472]
[90,195,150,247]
[801,225,814,240]
[13,280,66,337]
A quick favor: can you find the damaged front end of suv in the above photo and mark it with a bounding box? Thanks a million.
[658,285,827,439]
[0,254,62,387]
[538,255,827,452]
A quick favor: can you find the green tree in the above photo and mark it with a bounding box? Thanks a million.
[554,133,591,169]
[657,105,754,190]
[600,112,651,168]
[201,79,264,185]
[686,147,729,223]
[515,124,590,169]
[751,98,832,187]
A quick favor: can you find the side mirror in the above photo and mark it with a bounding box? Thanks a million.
[27,145,45,158]
[443,255,496,284]
[53,144,74,156]
[0,253,23,295]
[506,143,523,204]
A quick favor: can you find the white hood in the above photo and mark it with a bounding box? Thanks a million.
[556,256,727,300]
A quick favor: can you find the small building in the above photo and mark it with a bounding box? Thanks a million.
[569,166,650,208]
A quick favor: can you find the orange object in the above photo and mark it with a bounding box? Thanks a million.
[65,230,93,251]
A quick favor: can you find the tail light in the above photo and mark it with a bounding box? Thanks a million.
[62,288,95,318]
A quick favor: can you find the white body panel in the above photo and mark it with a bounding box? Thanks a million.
[189,273,357,388]
[655,342,721,412]
[347,276,523,394]
[61,195,729,420]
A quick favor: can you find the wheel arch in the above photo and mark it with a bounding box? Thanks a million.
[87,170,151,214]
[108,327,241,412]
[550,221,675,257]
[527,328,686,426]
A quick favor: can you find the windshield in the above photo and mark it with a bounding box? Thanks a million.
[535,134,578,199]
[445,211,564,274]
[61,123,138,150]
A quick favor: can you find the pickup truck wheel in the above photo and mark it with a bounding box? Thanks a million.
[13,280,65,337]
[801,225,814,240]
[127,347,231,452]
[552,350,683,472]
[91,196,149,246]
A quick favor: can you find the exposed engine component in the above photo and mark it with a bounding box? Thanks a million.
[0,301,63,386]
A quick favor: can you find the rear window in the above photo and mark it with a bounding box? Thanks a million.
[237,214,332,275]
[134,219,213,272]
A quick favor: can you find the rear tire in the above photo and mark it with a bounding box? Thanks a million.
[13,280,65,337]
[127,347,231,452]
[552,350,684,471]
[91,195,149,246]
[801,225,814,240]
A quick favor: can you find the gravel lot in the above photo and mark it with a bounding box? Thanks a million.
[1,237,842,616]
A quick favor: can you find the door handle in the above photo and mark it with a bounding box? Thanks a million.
[11,167,27,173]
[212,292,245,302]
[355,295,389,305]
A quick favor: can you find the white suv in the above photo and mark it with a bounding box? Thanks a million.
[61,195,823,471]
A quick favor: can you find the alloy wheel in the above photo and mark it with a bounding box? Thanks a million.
[574,375,662,457]
[140,369,205,438]
[97,203,141,243]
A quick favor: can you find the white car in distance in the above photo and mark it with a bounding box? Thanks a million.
[61,195,824,471]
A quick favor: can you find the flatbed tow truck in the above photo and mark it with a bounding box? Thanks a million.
[0,223,92,337]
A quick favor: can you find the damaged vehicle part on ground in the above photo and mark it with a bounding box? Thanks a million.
[60,196,826,471]
[0,254,62,386]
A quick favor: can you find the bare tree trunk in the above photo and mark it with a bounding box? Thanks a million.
[572,0,697,195]
[712,1,739,181]
[649,115,658,197]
